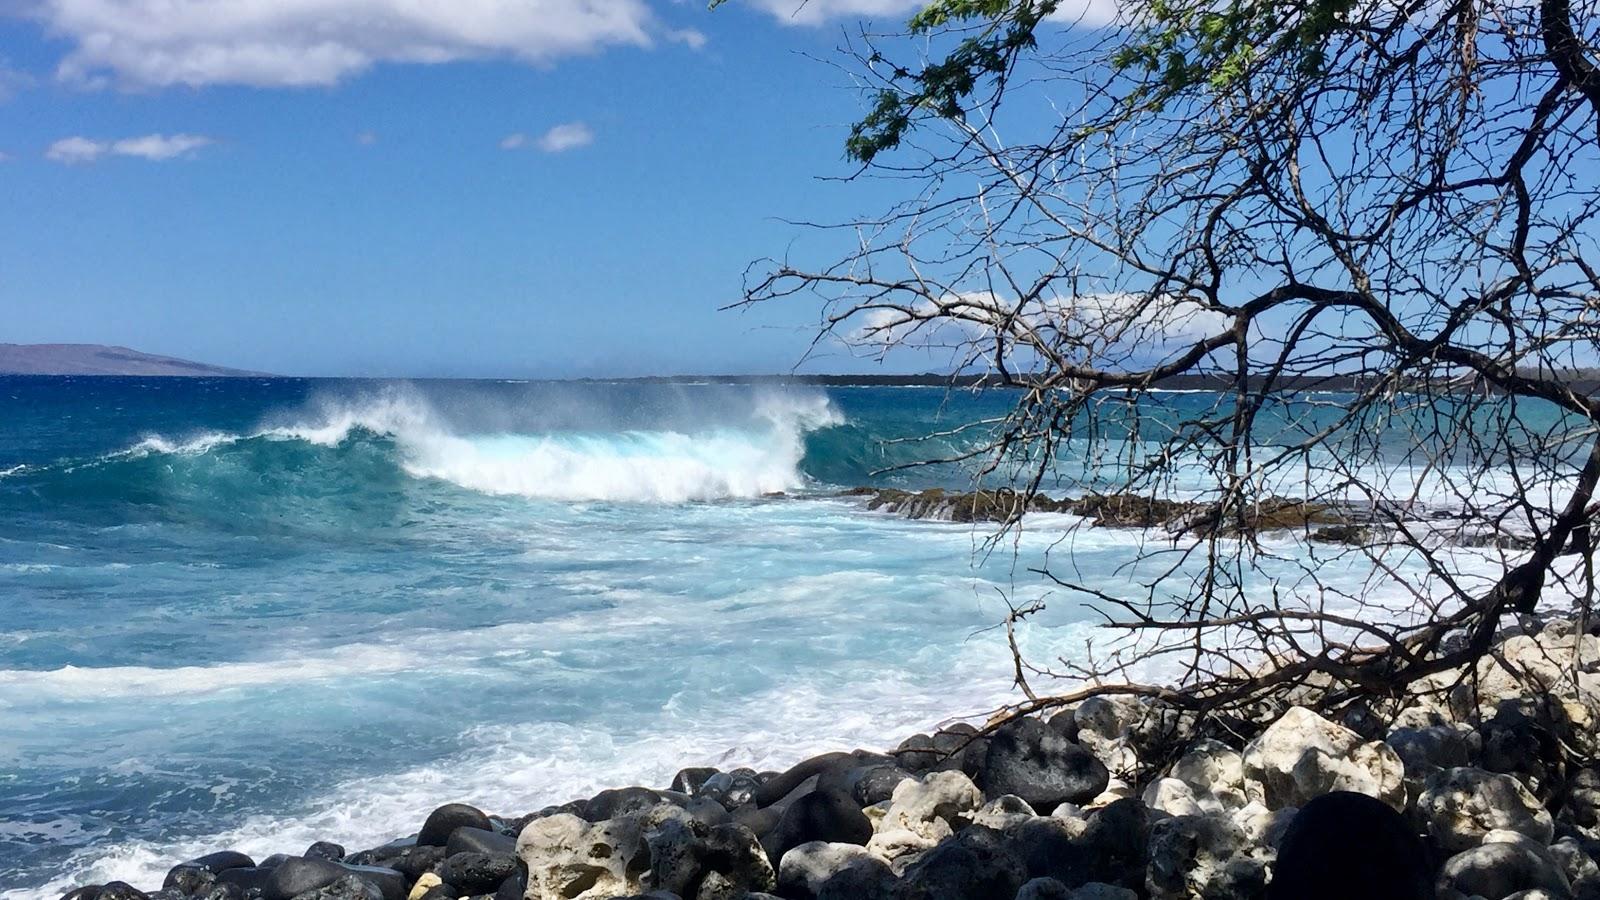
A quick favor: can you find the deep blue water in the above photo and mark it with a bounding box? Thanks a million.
[0,377,1523,896]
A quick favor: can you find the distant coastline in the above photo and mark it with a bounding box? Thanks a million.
[0,344,267,377]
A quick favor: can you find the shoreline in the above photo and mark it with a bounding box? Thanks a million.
[45,613,1600,900]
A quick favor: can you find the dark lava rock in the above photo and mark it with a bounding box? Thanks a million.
[583,787,686,822]
[492,871,524,900]
[848,765,914,807]
[95,883,148,900]
[292,876,381,900]
[371,847,446,882]
[700,772,761,810]
[256,856,293,870]
[438,853,517,895]
[198,884,244,900]
[976,717,1109,813]
[444,827,516,857]
[1269,792,1430,900]
[898,825,1028,900]
[1082,798,1154,887]
[214,868,272,896]
[304,844,345,863]
[754,753,859,808]
[672,767,720,796]
[894,734,941,773]
[418,804,493,847]
[759,788,872,864]
[165,855,257,896]
[60,888,101,900]
[262,860,403,900]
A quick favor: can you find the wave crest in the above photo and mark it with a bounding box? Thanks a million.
[121,386,845,504]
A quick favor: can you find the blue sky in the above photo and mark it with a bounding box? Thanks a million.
[0,0,1072,377]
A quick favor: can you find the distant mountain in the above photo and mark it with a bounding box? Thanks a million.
[0,344,267,377]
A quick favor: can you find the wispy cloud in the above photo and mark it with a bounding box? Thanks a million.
[536,122,594,154]
[356,131,379,146]
[46,134,216,165]
[499,133,528,151]
[30,0,700,89]
[666,28,709,50]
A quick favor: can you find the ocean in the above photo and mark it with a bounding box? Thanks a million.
[0,377,1524,897]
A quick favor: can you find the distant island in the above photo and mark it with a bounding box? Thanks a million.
[0,344,266,377]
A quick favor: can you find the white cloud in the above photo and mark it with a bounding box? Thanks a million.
[44,136,106,164]
[747,0,1116,27]
[29,0,698,89]
[536,121,594,153]
[665,27,708,50]
[849,291,1230,364]
[45,133,215,164]
[357,131,379,146]
[499,132,528,150]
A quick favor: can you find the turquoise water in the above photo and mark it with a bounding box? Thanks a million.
[0,377,1518,896]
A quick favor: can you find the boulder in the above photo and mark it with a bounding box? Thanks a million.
[759,787,871,865]
[874,770,984,843]
[1386,724,1480,777]
[672,768,720,796]
[1145,814,1266,900]
[1267,791,1430,900]
[305,844,346,863]
[437,852,517,895]
[699,772,760,811]
[896,825,1028,900]
[1241,707,1405,811]
[1169,739,1247,813]
[290,876,384,900]
[262,860,403,900]
[164,853,257,896]
[517,812,653,900]
[976,718,1110,813]
[644,818,774,899]
[1417,768,1555,853]
[1436,837,1572,899]
[775,841,896,900]
[445,827,516,857]
[584,787,687,823]
[419,805,494,848]
[970,795,1039,831]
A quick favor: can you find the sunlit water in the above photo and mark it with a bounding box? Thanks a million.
[0,378,1521,896]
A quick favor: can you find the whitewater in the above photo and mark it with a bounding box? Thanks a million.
[0,377,1534,898]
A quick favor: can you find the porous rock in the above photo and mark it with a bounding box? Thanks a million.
[1241,706,1405,811]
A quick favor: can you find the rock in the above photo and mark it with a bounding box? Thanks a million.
[517,812,653,900]
[1142,778,1204,818]
[1386,724,1479,777]
[1015,878,1074,900]
[60,888,102,900]
[444,828,516,857]
[643,818,774,899]
[1267,791,1430,900]
[165,853,257,895]
[214,868,273,896]
[845,766,914,808]
[754,753,860,808]
[437,853,516,895]
[1417,767,1555,853]
[262,860,404,900]
[775,841,896,900]
[976,717,1110,813]
[874,770,984,844]
[1068,884,1139,900]
[672,768,719,796]
[1566,768,1600,829]
[96,885,147,900]
[1145,814,1266,900]
[305,844,346,863]
[699,772,760,811]
[419,805,494,848]
[759,787,871,864]
[1549,836,1600,889]
[1169,739,1247,812]
[896,825,1028,900]
[292,876,384,900]
[1241,706,1406,811]
[1009,816,1093,884]
[371,847,445,883]
[970,795,1039,831]
[893,735,941,774]
[584,787,686,823]
[405,875,441,900]
[1437,839,1572,899]
[493,871,523,900]
[1483,701,1564,794]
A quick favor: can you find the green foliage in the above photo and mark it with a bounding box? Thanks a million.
[824,0,1358,162]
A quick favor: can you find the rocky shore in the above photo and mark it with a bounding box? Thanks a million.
[58,615,1600,900]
